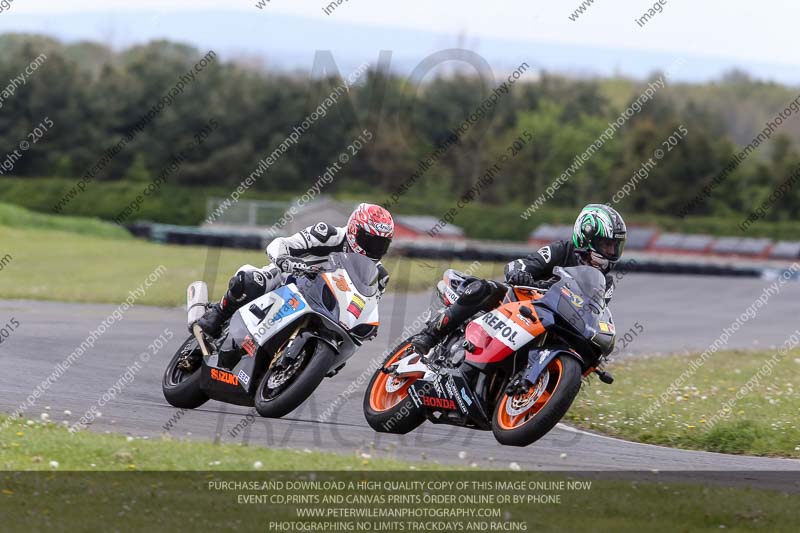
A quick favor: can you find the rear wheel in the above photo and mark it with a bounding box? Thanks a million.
[254,341,335,418]
[363,342,425,434]
[162,336,209,409]
[491,355,582,447]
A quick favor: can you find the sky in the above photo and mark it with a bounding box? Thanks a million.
[2,0,798,84]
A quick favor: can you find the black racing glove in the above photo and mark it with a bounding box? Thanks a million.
[276,255,314,275]
[506,270,536,287]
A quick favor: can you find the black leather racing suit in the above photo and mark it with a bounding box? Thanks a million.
[411,240,614,352]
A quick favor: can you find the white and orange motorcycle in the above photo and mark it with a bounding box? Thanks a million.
[163,252,382,418]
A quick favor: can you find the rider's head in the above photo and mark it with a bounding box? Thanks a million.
[346,203,394,260]
[572,204,627,273]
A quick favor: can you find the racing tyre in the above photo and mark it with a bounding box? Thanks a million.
[363,342,425,434]
[254,340,335,418]
[491,354,582,447]
[162,335,209,409]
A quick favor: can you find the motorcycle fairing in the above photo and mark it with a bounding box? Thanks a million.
[205,313,266,396]
[519,346,582,388]
[319,267,380,331]
[436,268,476,307]
[238,284,312,346]
[409,369,490,425]
[464,301,545,364]
[531,266,616,359]
[199,363,255,406]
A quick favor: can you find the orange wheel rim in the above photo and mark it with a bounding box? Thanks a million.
[496,358,564,430]
[369,343,418,412]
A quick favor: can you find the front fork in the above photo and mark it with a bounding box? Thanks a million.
[268,318,308,372]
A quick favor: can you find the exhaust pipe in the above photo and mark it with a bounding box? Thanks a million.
[187,281,210,357]
[187,281,209,326]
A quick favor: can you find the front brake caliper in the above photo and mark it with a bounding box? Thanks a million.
[505,377,533,396]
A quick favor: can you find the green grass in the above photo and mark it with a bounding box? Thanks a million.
[0,224,503,306]
[2,417,799,531]
[0,177,301,227]
[0,202,130,239]
[0,415,418,471]
[567,350,800,457]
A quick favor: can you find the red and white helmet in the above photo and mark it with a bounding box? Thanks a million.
[346,203,394,259]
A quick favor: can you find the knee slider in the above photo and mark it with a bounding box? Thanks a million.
[244,270,268,296]
[456,279,492,306]
[227,271,248,300]
[228,270,268,302]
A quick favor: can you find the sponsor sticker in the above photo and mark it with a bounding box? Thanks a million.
[538,349,551,365]
[374,222,393,234]
[599,321,615,334]
[561,286,584,308]
[271,286,306,322]
[210,368,239,386]
[241,335,257,356]
[460,387,473,407]
[446,377,467,413]
[480,312,520,344]
[347,293,366,318]
[408,386,422,408]
[237,369,250,386]
[420,395,457,410]
[332,274,349,292]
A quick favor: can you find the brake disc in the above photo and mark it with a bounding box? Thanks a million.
[267,354,305,389]
[506,371,549,417]
[385,375,407,393]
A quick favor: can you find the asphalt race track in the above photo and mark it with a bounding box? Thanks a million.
[2,273,800,485]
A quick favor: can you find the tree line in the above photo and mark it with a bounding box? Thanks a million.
[2,33,800,226]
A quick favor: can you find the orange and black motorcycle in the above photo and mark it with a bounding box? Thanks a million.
[363,265,616,447]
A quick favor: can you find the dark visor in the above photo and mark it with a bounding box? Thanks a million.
[356,229,392,259]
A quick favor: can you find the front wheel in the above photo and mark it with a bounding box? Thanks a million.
[491,354,582,447]
[162,336,209,409]
[254,340,335,418]
[363,342,425,434]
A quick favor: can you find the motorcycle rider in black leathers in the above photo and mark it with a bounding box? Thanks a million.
[410,204,627,353]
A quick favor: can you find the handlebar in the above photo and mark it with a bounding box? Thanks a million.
[293,264,322,277]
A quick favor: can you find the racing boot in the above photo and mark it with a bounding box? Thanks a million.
[196,301,232,338]
[409,306,464,355]
[409,323,441,355]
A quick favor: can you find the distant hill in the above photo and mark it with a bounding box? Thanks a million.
[1,10,800,84]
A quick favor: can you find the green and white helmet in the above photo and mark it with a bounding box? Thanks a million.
[572,204,627,270]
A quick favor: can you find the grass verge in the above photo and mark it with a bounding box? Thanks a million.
[0,224,502,306]
[566,349,800,457]
[0,202,130,239]
[1,417,799,531]
[0,414,420,471]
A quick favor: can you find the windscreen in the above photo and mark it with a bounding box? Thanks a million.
[537,266,607,337]
[327,252,380,297]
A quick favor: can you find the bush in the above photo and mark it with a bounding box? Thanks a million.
[4,177,800,241]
